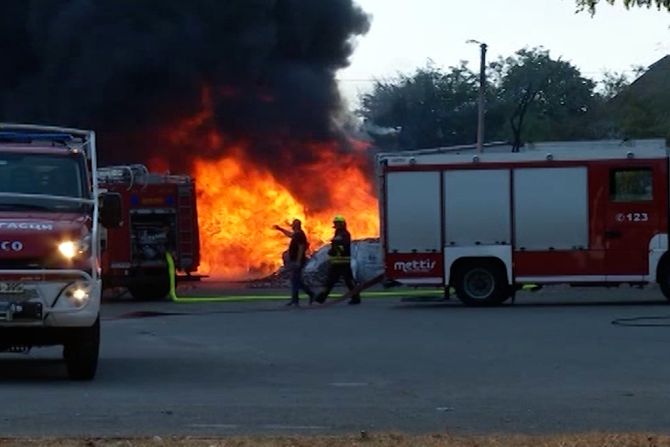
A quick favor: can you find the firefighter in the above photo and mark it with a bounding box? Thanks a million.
[273,219,315,306]
[314,215,361,305]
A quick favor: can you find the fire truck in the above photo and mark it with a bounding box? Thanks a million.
[97,164,200,300]
[0,123,122,380]
[377,139,670,306]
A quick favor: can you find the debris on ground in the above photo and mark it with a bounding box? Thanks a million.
[2,433,669,447]
[248,238,384,289]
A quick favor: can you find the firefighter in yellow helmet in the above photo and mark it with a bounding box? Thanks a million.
[314,215,361,305]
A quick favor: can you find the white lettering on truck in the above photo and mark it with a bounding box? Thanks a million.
[0,222,54,231]
[0,241,23,252]
[393,260,437,273]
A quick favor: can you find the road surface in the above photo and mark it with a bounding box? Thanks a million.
[1,284,670,436]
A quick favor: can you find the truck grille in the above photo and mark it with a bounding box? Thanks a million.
[0,259,44,270]
[0,289,40,301]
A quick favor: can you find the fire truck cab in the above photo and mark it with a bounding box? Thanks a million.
[0,123,122,380]
[378,139,670,306]
[98,164,200,300]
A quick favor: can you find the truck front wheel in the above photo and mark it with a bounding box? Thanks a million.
[63,317,100,381]
[454,262,510,307]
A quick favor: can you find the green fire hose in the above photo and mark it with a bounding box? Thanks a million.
[165,253,444,303]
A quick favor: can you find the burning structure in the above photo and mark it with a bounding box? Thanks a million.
[0,0,378,278]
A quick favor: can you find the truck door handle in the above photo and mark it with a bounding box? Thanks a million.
[605,230,622,239]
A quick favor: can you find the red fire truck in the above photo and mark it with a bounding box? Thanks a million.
[98,165,200,300]
[0,123,122,380]
[377,139,670,306]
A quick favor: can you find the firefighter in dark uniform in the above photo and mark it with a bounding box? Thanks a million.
[274,219,315,306]
[315,215,361,305]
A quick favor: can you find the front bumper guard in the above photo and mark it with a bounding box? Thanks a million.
[0,269,97,322]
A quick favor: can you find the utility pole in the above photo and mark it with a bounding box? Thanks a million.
[467,40,487,153]
[477,42,487,153]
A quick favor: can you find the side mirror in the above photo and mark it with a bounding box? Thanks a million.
[100,192,123,228]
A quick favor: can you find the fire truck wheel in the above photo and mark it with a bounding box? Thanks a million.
[128,271,171,301]
[128,279,170,301]
[63,317,100,381]
[658,261,670,301]
[455,262,509,307]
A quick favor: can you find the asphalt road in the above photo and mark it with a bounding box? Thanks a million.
[2,284,670,436]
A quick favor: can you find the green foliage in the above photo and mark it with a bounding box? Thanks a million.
[605,58,670,141]
[360,48,599,151]
[359,62,479,150]
[491,49,597,150]
[576,0,670,13]
[600,71,632,99]
[359,47,669,152]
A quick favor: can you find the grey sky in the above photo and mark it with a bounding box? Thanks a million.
[338,0,670,106]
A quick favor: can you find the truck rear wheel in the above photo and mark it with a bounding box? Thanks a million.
[128,270,171,301]
[64,317,100,381]
[454,262,510,307]
[658,260,670,301]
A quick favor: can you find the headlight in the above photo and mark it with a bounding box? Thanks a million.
[62,282,92,308]
[58,241,78,259]
[58,236,91,259]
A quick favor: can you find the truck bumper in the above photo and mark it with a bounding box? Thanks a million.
[0,269,100,330]
[0,324,97,349]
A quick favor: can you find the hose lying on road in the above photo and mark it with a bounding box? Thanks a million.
[165,253,444,303]
[611,316,670,327]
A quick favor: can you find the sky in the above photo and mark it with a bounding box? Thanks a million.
[337,0,670,107]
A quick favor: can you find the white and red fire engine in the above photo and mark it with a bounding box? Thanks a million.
[97,164,200,300]
[377,139,670,306]
[0,123,122,380]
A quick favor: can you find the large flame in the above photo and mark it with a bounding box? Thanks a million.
[157,87,379,279]
[194,143,379,279]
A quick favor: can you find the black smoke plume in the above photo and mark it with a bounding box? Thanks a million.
[0,0,370,176]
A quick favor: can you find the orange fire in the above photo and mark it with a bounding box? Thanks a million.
[158,87,379,279]
[194,143,379,279]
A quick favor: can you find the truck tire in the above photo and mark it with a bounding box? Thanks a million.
[128,271,171,301]
[454,262,510,307]
[64,317,100,381]
[658,261,670,301]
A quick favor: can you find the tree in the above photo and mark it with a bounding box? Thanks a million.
[603,57,670,140]
[577,0,670,12]
[489,49,597,150]
[600,71,632,99]
[360,49,599,151]
[359,63,480,150]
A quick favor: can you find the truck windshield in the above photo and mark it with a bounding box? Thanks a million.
[0,152,88,212]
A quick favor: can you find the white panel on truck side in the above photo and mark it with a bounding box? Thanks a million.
[386,171,441,252]
[444,169,511,245]
[514,167,588,250]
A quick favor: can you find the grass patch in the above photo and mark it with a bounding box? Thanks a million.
[1,433,669,447]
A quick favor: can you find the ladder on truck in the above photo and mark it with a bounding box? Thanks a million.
[176,182,199,275]
[97,164,192,190]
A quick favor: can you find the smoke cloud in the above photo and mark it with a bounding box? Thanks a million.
[0,0,370,175]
